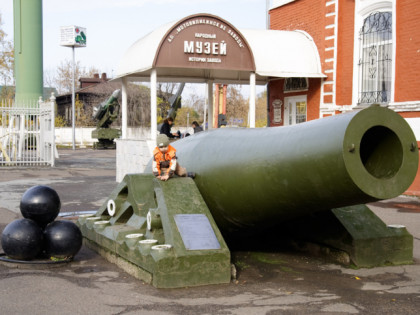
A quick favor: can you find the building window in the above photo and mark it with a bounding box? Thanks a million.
[358,11,392,105]
[283,78,308,92]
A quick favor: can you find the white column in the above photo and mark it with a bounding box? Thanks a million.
[150,69,157,141]
[249,72,256,128]
[207,81,214,129]
[203,83,208,130]
[50,93,56,166]
[121,77,128,139]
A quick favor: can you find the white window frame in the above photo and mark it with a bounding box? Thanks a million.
[352,0,395,106]
[284,95,307,126]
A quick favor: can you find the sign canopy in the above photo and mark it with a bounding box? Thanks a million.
[115,13,325,84]
[60,26,87,47]
[155,15,255,72]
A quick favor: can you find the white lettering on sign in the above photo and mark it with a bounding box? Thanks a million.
[184,41,227,55]
[195,33,216,39]
[207,58,221,63]
[189,57,207,62]
[166,18,243,49]
[188,57,222,63]
[220,41,227,54]
[227,29,244,48]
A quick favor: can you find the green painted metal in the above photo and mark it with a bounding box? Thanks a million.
[92,90,121,149]
[13,0,44,105]
[167,106,418,239]
[78,174,231,288]
[331,205,413,266]
[280,204,413,267]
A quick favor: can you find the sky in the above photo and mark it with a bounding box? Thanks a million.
[0,0,270,80]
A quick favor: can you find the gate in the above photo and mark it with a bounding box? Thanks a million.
[0,95,56,167]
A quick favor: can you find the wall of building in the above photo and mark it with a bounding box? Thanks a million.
[394,0,420,102]
[268,78,321,126]
[269,0,336,117]
[335,0,355,106]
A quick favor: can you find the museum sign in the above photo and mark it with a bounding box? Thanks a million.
[154,14,255,72]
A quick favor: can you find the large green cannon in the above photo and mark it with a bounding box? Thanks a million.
[78,105,418,288]
[171,105,418,239]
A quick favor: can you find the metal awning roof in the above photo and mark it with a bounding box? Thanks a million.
[115,16,325,84]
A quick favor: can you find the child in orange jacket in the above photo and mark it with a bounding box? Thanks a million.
[152,134,194,181]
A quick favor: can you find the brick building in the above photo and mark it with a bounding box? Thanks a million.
[56,73,119,125]
[268,0,420,195]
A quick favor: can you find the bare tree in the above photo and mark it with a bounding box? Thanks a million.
[127,83,151,126]
[157,82,179,99]
[53,59,99,95]
[184,92,205,121]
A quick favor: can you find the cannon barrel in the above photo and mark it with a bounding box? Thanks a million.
[168,106,418,236]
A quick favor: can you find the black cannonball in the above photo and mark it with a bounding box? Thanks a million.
[20,185,61,227]
[1,218,43,260]
[43,220,82,259]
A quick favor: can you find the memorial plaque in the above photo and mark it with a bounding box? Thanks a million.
[174,214,221,250]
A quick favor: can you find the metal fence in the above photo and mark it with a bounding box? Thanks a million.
[0,96,56,167]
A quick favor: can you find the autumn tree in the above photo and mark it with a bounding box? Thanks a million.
[255,90,267,127]
[183,90,205,123]
[226,85,248,127]
[0,13,14,100]
[225,85,267,127]
[173,107,200,129]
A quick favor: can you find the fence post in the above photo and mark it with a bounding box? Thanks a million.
[50,93,56,167]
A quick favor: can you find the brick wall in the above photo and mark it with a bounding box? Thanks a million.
[269,0,329,118]
[335,0,355,105]
[394,0,420,102]
[268,78,321,126]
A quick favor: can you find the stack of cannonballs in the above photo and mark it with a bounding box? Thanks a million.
[1,185,82,261]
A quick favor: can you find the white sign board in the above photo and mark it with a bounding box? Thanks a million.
[60,26,87,47]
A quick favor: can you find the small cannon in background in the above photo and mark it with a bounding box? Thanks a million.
[78,105,418,288]
[91,89,121,149]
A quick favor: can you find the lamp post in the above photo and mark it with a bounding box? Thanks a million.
[60,26,87,150]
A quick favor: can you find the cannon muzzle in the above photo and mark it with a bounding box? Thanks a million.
[170,106,418,236]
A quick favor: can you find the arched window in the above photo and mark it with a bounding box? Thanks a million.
[357,12,392,104]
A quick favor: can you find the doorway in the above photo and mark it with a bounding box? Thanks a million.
[284,95,307,125]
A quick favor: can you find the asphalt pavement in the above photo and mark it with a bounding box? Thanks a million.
[0,148,420,314]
